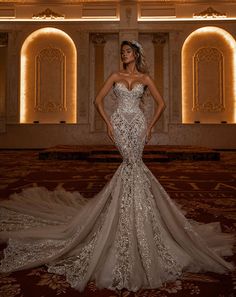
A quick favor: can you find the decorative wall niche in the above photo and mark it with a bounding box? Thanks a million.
[182,26,236,123]
[20,27,77,124]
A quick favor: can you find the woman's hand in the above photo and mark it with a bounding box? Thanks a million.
[145,127,152,144]
[107,124,115,143]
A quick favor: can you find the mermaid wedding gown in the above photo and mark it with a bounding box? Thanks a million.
[0,82,234,292]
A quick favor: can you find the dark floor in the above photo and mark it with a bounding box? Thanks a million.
[0,148,235,297]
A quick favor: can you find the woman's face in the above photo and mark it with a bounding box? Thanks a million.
[121,44,136,64]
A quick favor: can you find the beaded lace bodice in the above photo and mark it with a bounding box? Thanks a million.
[0,79,234,292]
[111,82,146,164]
[113,82,144,112]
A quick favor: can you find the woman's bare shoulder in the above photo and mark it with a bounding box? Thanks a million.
[104,72,121,84]
[142,73,154,84]
[109,71,121,79]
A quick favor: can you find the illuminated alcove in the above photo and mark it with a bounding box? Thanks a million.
[182,26,236,124]
[20,27,77,123]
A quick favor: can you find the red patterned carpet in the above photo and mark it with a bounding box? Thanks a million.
[0,148,235,297]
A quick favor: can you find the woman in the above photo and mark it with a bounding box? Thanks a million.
[94,40,165,145]
[0,40,234,292]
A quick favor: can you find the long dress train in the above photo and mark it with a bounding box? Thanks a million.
[0,82,234,292]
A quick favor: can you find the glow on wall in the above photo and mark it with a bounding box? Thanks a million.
[182,26,236,123]
[20,27,77,123]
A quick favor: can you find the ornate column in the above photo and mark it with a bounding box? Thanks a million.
[77,31,90,124]
[152,33,167,131]
[169,31,182,123]
[0,33,8,133]
[6,30,20,123]
[92,34,106,131]
[119,0,138,64]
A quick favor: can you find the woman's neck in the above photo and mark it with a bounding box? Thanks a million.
[125,62,138,75]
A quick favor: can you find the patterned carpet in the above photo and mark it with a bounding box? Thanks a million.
[0,148,235,297]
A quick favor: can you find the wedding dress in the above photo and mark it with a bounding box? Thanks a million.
[0,81,234,292]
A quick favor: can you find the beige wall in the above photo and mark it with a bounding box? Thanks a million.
[0,1,235,148]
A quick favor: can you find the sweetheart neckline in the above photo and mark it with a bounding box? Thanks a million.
[114,81,145,92]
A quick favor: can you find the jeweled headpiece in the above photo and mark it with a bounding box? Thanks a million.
[130,40,143,53]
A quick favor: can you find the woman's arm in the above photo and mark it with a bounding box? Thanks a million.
[143,75,166,143]
[94,72,118,141]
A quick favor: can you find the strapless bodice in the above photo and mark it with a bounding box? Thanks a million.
[113,82,145,113]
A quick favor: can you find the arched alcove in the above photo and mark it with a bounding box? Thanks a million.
[182,26,236,124]
[20,27,77,123]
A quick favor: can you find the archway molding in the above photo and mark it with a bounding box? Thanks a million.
[182,26,236,123]
[20,27,77,123]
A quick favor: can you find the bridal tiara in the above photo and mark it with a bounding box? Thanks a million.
[131,40,143,51]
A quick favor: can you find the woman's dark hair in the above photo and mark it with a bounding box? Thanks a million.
[121,40,148,73]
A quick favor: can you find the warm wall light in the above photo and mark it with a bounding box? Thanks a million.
[20,54,27,123]
[20,27,77,124]
[182,26,236,123]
